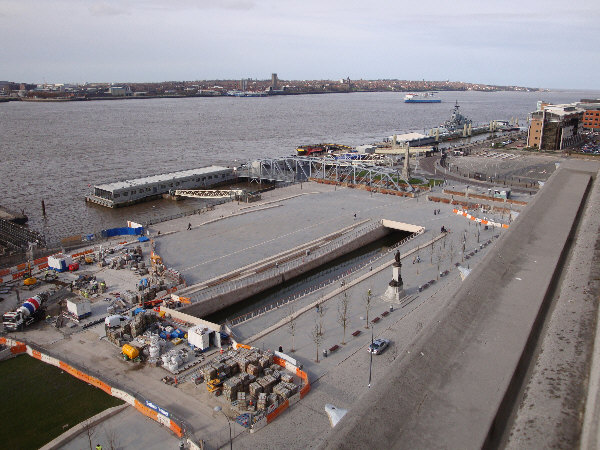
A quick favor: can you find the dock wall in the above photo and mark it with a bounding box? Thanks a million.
[179,224,390,318]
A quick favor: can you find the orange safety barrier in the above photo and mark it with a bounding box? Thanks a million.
[169,421,184,437]
[16,263,27,271]
[33,257,48,265]
[134,399,158,421]
[39,263,49,269]
[11,344,27,354]
[88,376,112,395]
[60,361,90,384]
[2,339,187,442]
[0,268,10,277]
[267,399,289,423]
[12,271,25,280]
[300,383,311,398]
[296,368,308,382]
[0,278,3,284]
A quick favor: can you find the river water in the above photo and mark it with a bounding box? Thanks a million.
[1,89,597,242]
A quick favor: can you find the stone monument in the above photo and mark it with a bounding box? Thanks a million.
[384,250,405,303]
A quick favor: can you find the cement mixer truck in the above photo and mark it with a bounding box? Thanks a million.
[3,293,47,331]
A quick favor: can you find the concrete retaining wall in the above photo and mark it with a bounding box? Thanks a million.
[180,225,390,318]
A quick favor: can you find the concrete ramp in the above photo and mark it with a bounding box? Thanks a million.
[381,219,424,234]
[321,166,593,449]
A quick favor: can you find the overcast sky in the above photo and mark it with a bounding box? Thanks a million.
[1,0,597,89]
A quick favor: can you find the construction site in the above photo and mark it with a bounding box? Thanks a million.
[1,142,600,449]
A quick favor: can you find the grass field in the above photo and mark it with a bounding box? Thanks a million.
[0,355,123,450]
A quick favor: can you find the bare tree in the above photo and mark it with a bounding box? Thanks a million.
[82,418,97,450]
[337,292,350,344]
[103,425,121,450]
[436,247,444,280]
[364,288,372,329]
[448,239,456,265]
[287,303,297,352]
[317,303,326,336]
[310,322,323,362]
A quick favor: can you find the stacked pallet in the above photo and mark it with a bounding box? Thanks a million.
[246,363,260,377]
[223,376,242,401]
[202,366,217,381]
[257,392,267,410]
[268,393,279,409]
[249,381,263,397]
[273,382,293,399]
[257,375,277,394]
[237,391,247,409]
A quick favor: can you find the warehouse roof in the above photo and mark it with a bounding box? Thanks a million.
[96,166,232,192]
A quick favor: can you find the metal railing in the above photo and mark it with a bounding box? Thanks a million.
[227,228,424,327]
[184,221,384,305]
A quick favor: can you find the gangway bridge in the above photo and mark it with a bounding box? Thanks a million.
[173,189,245,199]
[238,156,414,192]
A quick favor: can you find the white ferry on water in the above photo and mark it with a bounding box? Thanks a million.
[404,92,441,103]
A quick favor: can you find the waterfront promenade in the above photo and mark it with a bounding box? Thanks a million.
[8,150,600,449]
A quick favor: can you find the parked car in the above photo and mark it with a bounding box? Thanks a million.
[368,338,390,355]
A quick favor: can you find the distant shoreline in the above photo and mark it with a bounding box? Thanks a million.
[1,88,545,103]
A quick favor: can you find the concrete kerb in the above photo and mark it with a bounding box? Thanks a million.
[246,232,448,345]
[40,404,129,450]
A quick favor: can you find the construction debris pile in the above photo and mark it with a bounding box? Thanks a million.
[105,310,159,346]
[98,245,147,273]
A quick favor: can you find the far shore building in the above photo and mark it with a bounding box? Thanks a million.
[527,103,584,150]
[108,85,132,96]
[577,99,600,130]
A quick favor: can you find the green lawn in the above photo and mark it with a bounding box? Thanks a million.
[0,355,123,450]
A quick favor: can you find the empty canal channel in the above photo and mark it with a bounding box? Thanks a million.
[205,229,412,324]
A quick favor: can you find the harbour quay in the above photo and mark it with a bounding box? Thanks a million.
[85,166,236,208]
[3,149,600,449]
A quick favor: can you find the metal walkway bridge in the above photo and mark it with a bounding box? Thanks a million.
[173,189,244,199]
[239,156,414,192]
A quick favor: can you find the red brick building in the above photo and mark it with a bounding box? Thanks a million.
[578,100,600,130]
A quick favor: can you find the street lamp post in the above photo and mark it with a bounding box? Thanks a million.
[213,406,232,450]
[368,325,374,388]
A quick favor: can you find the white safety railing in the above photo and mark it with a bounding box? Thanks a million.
[227,227,425,327]
[184,221,383,305]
